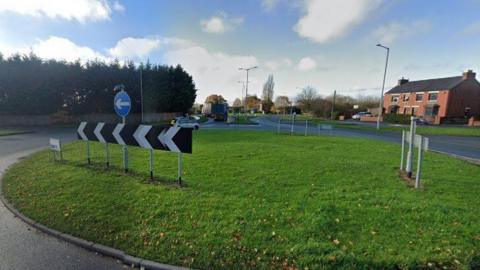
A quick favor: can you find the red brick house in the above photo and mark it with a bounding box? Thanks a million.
[383,70,480,124]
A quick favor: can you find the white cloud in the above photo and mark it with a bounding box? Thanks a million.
[32,36,109,62]
[108,37,161,59]
[201,13,244,33]
[164,44,258,103]
[0,36,109,63]
[372,20,431,44]
[297,57,317,71]
[294,0,382,43]
[0,0,122,23]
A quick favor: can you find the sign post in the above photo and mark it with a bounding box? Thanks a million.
[415,136,424,189]
[77,122,193,186]
[114,86,131,173]
[406,116,416,178]
[291,112,296,135]
[305,119,308,136]
[400,130,405,171]
[49,138,62,161]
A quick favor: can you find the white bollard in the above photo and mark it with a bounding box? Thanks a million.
[415,136,424,189]
[400,130,405,171]
[406,116,416,178]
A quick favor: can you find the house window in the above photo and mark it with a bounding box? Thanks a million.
[425,105,440,116]
[391,95,399,102]
[416,93,423,101]
[428,93,438,101]
[403,94,410,102]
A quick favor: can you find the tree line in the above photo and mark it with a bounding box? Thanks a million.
[0,53,197,115]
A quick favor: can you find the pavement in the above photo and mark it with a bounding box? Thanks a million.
[0,121,478,269]
[0,128,126,270]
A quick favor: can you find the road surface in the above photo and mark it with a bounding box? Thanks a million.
[0,128,126,270]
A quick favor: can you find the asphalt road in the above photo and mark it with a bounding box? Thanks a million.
[0,128,126,270]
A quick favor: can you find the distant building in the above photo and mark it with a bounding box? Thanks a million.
[383,70,480,124]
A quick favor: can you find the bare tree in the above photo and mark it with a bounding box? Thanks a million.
[274,95,291,114]
[262,74,275,102]
[295,86,317,113]
[232,98,242,107]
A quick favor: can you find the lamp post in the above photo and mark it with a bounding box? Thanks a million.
[239,66,258,111]
[237,80,246,108]
[376,44,389,130]
[140,64,144,123]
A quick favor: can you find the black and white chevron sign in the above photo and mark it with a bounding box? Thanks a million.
[77,122,192,153]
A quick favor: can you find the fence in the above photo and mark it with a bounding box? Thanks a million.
[0,112,181,127]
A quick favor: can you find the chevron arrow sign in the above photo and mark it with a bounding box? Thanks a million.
[77,122,193,153]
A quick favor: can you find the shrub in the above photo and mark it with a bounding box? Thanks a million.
[383,113,411,124]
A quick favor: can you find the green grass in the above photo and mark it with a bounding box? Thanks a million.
[232,115,258,125]
[2,130,480,269]
[275,115,480,137]
[0,129,32,136]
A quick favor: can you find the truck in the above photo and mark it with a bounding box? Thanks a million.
[212,103,228,121]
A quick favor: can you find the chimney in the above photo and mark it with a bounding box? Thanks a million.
[398,77,409,86]
[463,69,476,80]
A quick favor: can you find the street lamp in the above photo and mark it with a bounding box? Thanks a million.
[239,66,258,110]
[376,44,390,130]
[237,80,246,107]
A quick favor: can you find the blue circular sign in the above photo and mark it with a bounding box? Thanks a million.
[114,90,131,117]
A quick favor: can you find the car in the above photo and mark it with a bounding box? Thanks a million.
[415,118,429,125]
[174,116,200,130]
[352,112,372,120]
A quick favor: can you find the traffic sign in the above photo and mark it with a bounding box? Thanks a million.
[77,122,193,153]
[114,91,131,117]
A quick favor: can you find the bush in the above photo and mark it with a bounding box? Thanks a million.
[383,114,411,124]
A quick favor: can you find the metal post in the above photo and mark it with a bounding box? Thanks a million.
[277,118,280,134]
[59,141,63,161]
[149,149,154,180]
[317,124,320,135]
[178,152,183,187]
[376,45,389,130]
[415,136,424,189]
[86,141,91,164]
[331,90,336,120]
[400,130,405,171]
[305,120,308,136]
[140,66,144,123]
[406,116,416,178]
[122,116,128,173]
[291,114,295,135]
[105,143,110,168]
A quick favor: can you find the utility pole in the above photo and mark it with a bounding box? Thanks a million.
[330,90,336,120]
[239,66,258,111]
[140,64,144,123]
[237,80,246,108]
[376,44,390,130]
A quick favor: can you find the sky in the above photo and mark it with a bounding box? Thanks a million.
[1,0,480,104]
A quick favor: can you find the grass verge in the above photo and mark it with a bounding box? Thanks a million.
[232,115,258,125]
[276,115,480,136]
[0,129,33,136]
[2,130,480,269]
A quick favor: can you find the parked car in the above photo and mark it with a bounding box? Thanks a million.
[352,112,372,120]
[415,118,429,125]
[173,116,200,130]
